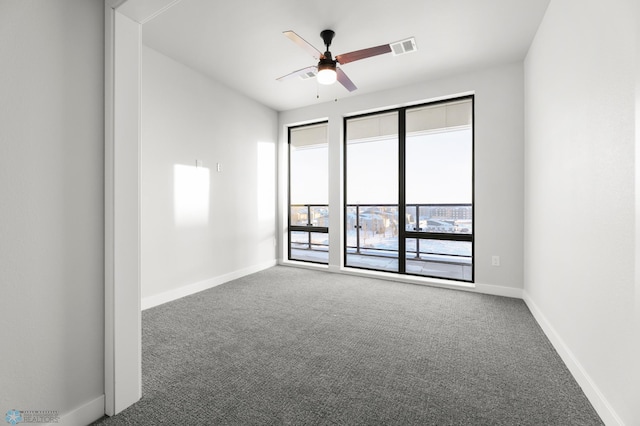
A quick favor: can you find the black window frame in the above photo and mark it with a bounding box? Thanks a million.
[343,95,475,282]
[287,121,330,265]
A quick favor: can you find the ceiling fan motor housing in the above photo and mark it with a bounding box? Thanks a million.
[318,56,336,70]
[320,29,335,49]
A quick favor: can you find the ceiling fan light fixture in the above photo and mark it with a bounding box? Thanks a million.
[279,29,394,92]
[317,60,337,85]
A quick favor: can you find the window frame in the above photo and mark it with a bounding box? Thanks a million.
[287,120,330,265]
[343,95,475,282]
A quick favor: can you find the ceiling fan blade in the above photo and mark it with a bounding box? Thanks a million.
[336,44,392,65]
[283,30,324,60]
[276,66,317,82]
[336,67,357,92]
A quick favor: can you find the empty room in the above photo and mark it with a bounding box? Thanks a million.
[1,0,638,425]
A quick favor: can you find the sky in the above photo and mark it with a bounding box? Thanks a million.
[290,128,472,206]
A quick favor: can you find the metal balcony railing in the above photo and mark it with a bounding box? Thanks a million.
[289,204,329,264]
[289,204,472,267]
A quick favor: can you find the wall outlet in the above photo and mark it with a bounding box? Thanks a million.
[492,255,500,266]
[216,162,222,172]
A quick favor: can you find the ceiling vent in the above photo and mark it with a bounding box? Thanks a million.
[390,37,417,56]
[299,70,317,80]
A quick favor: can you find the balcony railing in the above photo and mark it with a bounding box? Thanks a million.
[289,204,329,265]
[289,203,473,281]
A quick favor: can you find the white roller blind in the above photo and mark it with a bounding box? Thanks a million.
[346,112,398,141]
[406,99,472,134]
[290,123,327,148]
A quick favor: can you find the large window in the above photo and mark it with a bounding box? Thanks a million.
[344,96,473,281]
[345,111,399,272]
[288,122,329,264]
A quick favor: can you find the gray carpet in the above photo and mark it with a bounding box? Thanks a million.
[93,266,603,425]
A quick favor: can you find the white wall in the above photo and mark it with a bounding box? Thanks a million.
[141,46,278,305]
[0,1,105,424]
[524,0,639,424]
[278,62,525,293]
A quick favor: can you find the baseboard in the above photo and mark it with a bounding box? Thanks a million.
[281,262,522,299]
[474,282,523,299]
[142,260,277,310]
[55,395,104,426]
[327,264,340,273]
[523,292,624,426]
[279,259,330,272]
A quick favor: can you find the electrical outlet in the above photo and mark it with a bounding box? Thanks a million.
[492,256,500,267]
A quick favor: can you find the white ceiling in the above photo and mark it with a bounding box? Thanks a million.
[142,0,550,112]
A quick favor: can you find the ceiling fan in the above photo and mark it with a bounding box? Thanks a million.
[276,29,393,92]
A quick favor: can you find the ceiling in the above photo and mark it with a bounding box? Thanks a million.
[142,0,550,112]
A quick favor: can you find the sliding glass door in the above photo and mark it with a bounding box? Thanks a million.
[344,96,473,281]
[288,122,329,264]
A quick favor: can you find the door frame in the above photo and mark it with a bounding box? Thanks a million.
[104,0,180,416]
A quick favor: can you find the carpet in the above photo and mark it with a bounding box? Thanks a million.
[92,266,602,425]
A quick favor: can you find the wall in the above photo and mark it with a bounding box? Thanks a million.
[524,0,639,424]
[0,1,105,424]
[278,62,525,294]
[141,46,278,306]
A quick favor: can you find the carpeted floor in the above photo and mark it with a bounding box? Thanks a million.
[92,266,603,425]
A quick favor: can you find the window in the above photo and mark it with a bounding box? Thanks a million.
[288,122,329,264]
[345,111,399,272]
[344,96,473,281]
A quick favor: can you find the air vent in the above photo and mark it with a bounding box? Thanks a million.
[299,70,317,80]
[390,37,417,56]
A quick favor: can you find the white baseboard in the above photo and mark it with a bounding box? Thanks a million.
[55,395,104,426]
[279,259,330,272]
[474,282,523,299]
[523,292,624,426]
[142,260,277,310]
[327,264,341,273]
[281,262,523,299]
